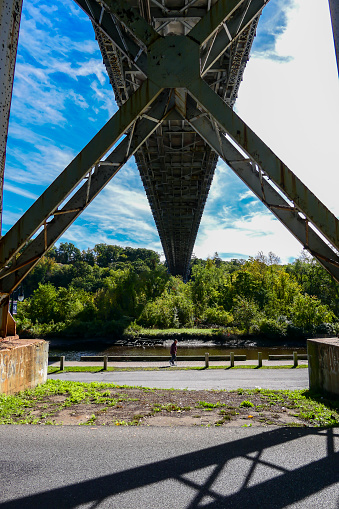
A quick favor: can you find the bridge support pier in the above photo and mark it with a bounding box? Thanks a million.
[0,338,48,394]
[308,338,339,397]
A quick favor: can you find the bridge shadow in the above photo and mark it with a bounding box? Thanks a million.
[1,427,339,508]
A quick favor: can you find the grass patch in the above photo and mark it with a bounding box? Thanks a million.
[48,364,308,374]
[1,381,335,428]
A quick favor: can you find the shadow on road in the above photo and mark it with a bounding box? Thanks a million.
[1,427,339,508]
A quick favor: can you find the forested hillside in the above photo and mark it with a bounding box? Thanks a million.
[15,243,339,340]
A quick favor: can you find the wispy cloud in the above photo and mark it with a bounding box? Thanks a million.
[6,140,75,186]
[252,0,295,61]
[3,183,38,200]
[195,210,302,263]
[4,0,337,268]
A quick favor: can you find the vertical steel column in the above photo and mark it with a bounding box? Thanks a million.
[0,0,23,236]
[0,298,9,337]
[329,0,339,75]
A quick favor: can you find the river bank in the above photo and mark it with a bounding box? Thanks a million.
[47,330,308,350]
[46,332,310,362]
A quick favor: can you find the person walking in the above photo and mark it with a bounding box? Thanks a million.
[169,339,178,366]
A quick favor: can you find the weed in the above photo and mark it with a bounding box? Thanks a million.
[195,401,226,409]
[81,414,97,425]
[239,400,254,408]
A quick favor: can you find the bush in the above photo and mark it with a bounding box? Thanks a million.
[291,294,335,329]
[203,307,233,327]
[286,323,305,338]
[138,292,194,328]
[257,318,287,339]
[315,322,337,336]
[232,296,262,333]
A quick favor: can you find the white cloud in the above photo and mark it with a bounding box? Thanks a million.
[235,0,339,215]
[7,141,75,186]
[196,211,302,263]
[194,0,339,263]
[3,183,38,200]
[4,0,337,268]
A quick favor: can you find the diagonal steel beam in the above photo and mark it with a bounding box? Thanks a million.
[188,78,339,252]
[0,0,24,237]
[201,0,267,76]
[0,92,172,297]
[102,0,160,48]
[188,0,246,46]
[183,99,339,282]
[0,79,162,269]
[74,0,147,75]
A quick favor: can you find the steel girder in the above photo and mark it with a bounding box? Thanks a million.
[0,0,338,334]
[0,92,174,308]
[88,0,265,278]
[188,78,339,253]
[0,0,24,237]
[0,78,162,269]
[183,97,339,281]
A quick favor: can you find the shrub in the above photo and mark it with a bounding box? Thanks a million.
[257,318,287,339]
[203,307,233,326]
[232,296,262,333]
[291,294,335,329]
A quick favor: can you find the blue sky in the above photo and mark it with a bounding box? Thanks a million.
[4,0,339,263]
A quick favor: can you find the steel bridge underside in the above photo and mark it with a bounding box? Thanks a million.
[0,0,338,337]
[92,0,260,278]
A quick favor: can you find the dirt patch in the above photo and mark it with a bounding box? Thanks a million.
[20,387,309,427]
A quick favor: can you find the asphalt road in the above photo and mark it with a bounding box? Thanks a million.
[48,368,309,390]
[1,426,339,508]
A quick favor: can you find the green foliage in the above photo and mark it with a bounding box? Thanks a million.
[203,307,233,326]
[290,293,335,329]
[138,277,194,328]
[254,317,288,339]
[16,246,339,338]
[232,296,261,333]
[239,400,254,408]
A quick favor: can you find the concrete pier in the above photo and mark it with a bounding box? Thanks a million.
[308,338,339,397]
[0,338,48,395]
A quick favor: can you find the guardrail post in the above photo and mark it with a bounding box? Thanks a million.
[104,355,108,370]
[230,352,234,367]
[205,352,209,368]
[258,352,262,368]
[293,351,298,368]
[60,356,65,371]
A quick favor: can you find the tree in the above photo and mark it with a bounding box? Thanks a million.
[94,244,123,267]
[54,243,82,264]
[290,294,335,329]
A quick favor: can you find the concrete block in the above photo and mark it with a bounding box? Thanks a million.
[308,338,339,397]
[0,339,48,395]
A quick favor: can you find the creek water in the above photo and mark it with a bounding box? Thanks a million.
[48,339,307,361]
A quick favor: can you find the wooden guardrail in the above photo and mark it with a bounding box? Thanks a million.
[49,355,65,370]
[80,355,247,362]
[268,354,308,360]
[269,353,307,367]
[48,352,307,370]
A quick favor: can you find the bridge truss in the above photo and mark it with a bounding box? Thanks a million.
[0,0,338,337]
